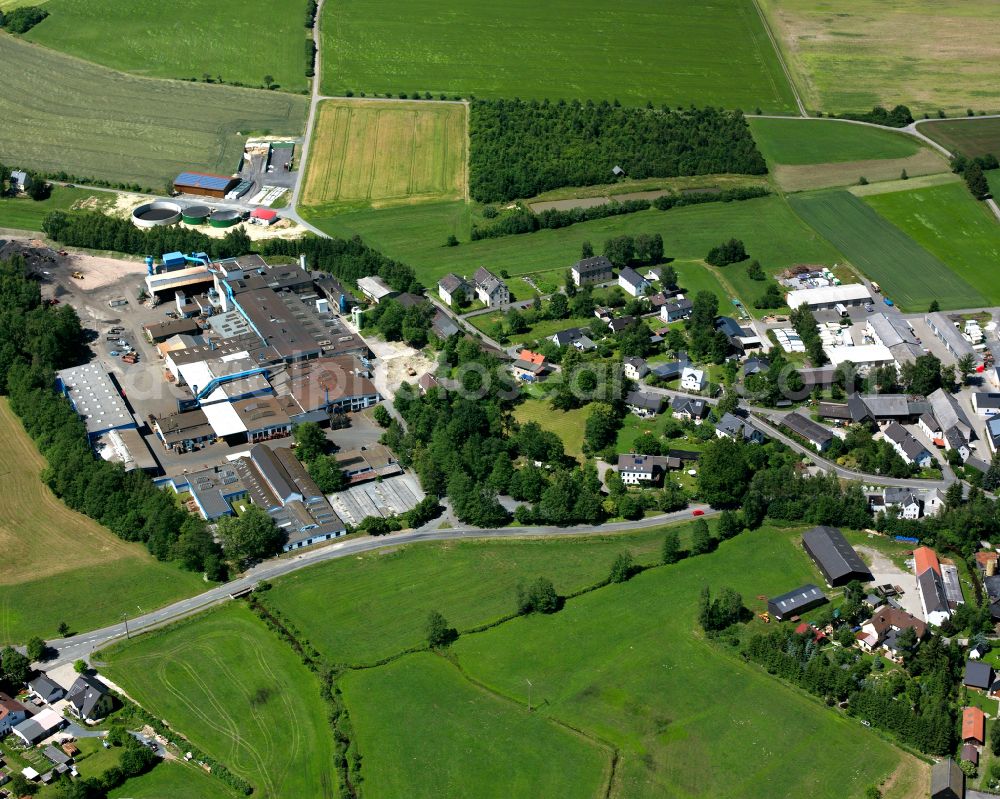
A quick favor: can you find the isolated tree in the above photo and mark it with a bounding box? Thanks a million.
[445,234,459,247]
[690,518,712,555]
[580,240,594,259]
[746,260,765,280]
[662,529,681,564]
[73,659,87,674]
[307,455,348,493]
[965,160,990,199]
[956,353,976,383]
[373,404,392,427]
[293,421,327,462]
[517,577,559,614]
[900,169,908,180]
[57,622,70,637]
[717,510,742,540]
[1,646,29,684]
[928,299,940,312]
[425,611,457,648]
[547,292,569,319]
[506,308,528,334]
[609,551,636,583]
[25,636,45,662]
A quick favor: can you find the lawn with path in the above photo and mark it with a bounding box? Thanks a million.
[100,604,337,799]
[0,34,307,188]
[0,397,206,644]
[340,652,609,798]
[862,182,1000,306]
[263,527,679,666]
[301,99,467,211]
[24,0,311,92]
[320,0,797,112]
[451,527,927,799]
[789,189,985,311]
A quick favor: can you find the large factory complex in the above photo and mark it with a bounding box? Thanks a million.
[53,250,399,549]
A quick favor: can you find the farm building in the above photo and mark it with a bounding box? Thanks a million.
[767,584,827,621]
[12,707,65,746]
[357,275,397,304]
[824,343,895,373]
[781,412,834,451]
[865,313,922,366]
[801,526,873,586]
[785,283,871,310]
[173,171,239,198]
[249,208,278,226]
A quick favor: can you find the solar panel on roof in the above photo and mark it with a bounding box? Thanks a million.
[174,172,233,190]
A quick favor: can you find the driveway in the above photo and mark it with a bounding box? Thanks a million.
[856,544,922,620]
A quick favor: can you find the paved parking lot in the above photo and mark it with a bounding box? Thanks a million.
[329,473,425,524]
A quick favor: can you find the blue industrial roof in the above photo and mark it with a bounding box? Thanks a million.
[162,251,183,261]
[174,171,233,190]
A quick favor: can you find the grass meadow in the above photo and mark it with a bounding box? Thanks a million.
[0,35,307,188]
[25,0,311,92]
[512,399,591,460]
[0,398,206,643]
[340,653,610,798]
[263,528,675,665]
[305,195,845,289]
[108,761,240,799]
[759,0,1000,116]
[101,604,337,799]
[320,0,797,112]
[450,527,925,799]
[789,190,986,311]
[0,185,108,231]
[301,99,466,210]
[749,119,921,165]
[863,182,1000,305]
[918,118,1000,158]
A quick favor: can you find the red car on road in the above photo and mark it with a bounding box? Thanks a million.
[691,509,705,517]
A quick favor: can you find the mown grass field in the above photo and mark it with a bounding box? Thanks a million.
[0,398,206,643]
[863,182,1000,305]
[918,118,1000,158]
[789,190,985,311]
[320,0,797,111]
[305,195,846,288]
[0,185,107,231]
[451,528,926,799]
[109,761,240,799]
[301,99,466,210]
[340,653,610,798]
[0,35,307,188]
[101,604,337,799]
[25,0,310,92]
[759,0,1000,116]
[512,399,591,459]
[264,528,674,665]
[749,119,921,164]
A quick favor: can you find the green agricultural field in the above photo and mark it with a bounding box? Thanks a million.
[265,529,673,665]
[452,528,926,799]
[109,762,240,799]
[863,182,1000,306]
[749,119,921,165]
[789,190,985,311]
[342,653,610,798]
[301,99,466,210]
[0,35,307,188]
[0,398,206,644]
[25,0,310,92]
[988,169,1000,198]
[759,0,1000,116]
[305,195,845,289]
[320,0,797,112]
[101,604,337,799]
[918,118,1000,159]
[0,185,108,231]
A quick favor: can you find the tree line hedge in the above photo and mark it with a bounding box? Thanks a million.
[469,99,767,203]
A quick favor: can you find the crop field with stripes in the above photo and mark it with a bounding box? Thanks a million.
[301,99,467,211]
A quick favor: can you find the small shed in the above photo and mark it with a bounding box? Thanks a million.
[612,165,625,177]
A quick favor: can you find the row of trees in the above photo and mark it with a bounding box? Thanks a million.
[469,99,767,203]
[836,105,914,128]
[789,305,826,365]
[602,232,664,268]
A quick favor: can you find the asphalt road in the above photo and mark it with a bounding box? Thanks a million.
[46,505,715,667]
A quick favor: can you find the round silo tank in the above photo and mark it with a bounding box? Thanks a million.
[182,204,211,225]
[209,209,241,228]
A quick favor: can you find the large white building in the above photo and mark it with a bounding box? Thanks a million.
[785,283,872,311]
[824,343,896,373]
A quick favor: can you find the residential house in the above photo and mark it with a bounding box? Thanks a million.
[917,413,942,443]
[67,674,114,722]
[550,327,596,351]
[856,606,926,657]
[927,387,974,443]
[767,584,827,621]
[801,526,873,587]
[975,550,999,575]
[680,366,706,392]
[670,395,708,423]
[623,357,648,381]
[962,743,980,767]
[660,297,693,323]
[618,266,650,297]
[571,256,613,287]
[417,373,440,395]
[930,758,963,799]
[972,392,1000,416]
[616,453,678,486]
[715,412,766,444]
[716,316,762,352]
[879,487,924,520]
[12,708,65,746]
[944,427,971,462]
[782,412,834,452]
[437,274,470,307]
[987,415,1000,454]
[915,546,951,626]
[511,350,547,382]
[0,694,28,736]
[625,390,664,418]
[608,315,636,334]
[965,660,994,691]
[883,422,932,468]
[28,675,64,705]
[9,170,30,192]
[743,357,769,377]
[473,267,510,307]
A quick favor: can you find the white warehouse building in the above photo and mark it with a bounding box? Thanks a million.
[786,283,872,311]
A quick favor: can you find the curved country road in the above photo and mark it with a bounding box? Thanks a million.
[45,504,716,667]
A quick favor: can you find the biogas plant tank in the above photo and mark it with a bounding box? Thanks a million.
[209,209,241,228]
[131,200,183,228]
[181,205,211,225]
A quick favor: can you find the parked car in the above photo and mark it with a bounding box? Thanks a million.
[109,350,119,356]
[883,297,894,307]
[691,509,705,517]
[864,303,874,312]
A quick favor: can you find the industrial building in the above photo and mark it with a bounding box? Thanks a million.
[865,313,922,366]
[335,444,402,485]
[767,584,827,621]
[173,171,240,198]
[925,312,977,361]
[357,275,397,304]
[785,283,872,311]
[55,363,135,439]
[801,526,873,586]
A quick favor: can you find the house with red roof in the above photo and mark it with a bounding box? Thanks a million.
[963,706,985,745]
[511,350,548,382]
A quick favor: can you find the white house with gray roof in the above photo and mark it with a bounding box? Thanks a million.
[437,273,470,306]
[618,266,649,297]
[473,267,509,306]
[883,422,933,467]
